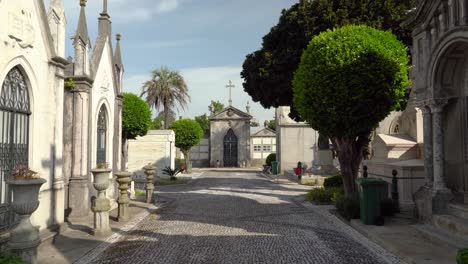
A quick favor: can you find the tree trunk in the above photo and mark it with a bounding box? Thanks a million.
[331,133,370,196]
[121,136,128,171]
[163,100,169,129]
[182,149,190,174]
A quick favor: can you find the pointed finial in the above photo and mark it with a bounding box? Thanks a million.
[246,101,250,113]
[80,0,86,7]
[103,0,108,14]
[116,33,121,41]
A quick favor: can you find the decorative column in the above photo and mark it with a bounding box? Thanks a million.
[143,164,156,203]
[115,171,131,222]
[420,105,434,185]
[429,99,453,213]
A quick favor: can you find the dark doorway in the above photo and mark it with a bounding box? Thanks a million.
[223,129,238,167]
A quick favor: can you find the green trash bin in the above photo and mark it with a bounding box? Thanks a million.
[271,161,278,175]
[356,178,388,225]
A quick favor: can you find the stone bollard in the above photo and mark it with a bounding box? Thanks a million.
[143,164,156,203]
[90,168,112,236]
[115,171,132,222]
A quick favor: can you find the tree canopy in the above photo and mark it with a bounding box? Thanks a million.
[210,100,224,114]
[122,93,152,139]
[194,114,210,134]
[169,119,204,173]
[241,0,415,120]
[141,66,190,129]
[293,25,409,194]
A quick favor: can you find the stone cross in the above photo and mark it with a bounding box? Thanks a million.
[226,80,235,106]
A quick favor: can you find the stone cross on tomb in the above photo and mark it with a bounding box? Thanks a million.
[226,80,235,106]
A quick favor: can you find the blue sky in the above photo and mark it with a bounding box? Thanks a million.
[61,0,294,122]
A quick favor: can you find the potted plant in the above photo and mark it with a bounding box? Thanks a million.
[6,165,46,262]
[162,166,180,181]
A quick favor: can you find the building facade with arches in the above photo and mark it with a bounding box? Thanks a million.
[0,0,68,234]
[405,0,468,236]
[0,0,124,242]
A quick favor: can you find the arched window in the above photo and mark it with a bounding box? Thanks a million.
[96,105,107,165]
[0,67,31,231]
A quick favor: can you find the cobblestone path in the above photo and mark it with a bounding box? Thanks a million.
[90,171,395,264]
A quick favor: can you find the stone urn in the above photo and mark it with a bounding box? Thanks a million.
[143,164,156,203]
[114,171,132,222]
[90,168,112,236]
[7,178,46,264]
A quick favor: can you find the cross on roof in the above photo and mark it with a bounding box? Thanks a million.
[226,80,235,106]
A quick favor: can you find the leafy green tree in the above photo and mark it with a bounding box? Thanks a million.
[141,66,190,129]
[267,119,275,131]
[250,121,259,127]
[169,119,204,173]
[194,114,210,134]
[122,93,152,170]
[209,100,224,114]
[293,25,409,195]
[241,0,415,120]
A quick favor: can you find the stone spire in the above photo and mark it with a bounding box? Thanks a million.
[74,0,89,46]
[73,0,90,76]
[98,0,112,39]
[114,34,123,69]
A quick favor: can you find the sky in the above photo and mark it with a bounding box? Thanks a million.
[59,0,296,123]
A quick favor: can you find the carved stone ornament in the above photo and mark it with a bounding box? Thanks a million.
[8,9,35,48]
[227,109,233,117]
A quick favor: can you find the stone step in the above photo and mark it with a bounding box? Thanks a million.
[432,214,468,242]
[413,224,468,249]
[448,203,468,220]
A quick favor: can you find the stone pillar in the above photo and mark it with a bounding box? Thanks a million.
[143,164,156,203]
[421,105,434,185]
[90,168,112,236]
[429,99,453,213]
[115,171,131,222]
[67,87,91,222]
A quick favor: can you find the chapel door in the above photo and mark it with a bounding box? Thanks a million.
[96,106,107,165]
[0,67,30,231]
[223,129,238,167]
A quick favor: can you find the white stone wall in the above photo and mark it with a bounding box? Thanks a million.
[128,130,175,178]
[276,107,317,173]
[251,136,276,164]
[0,0,66,230]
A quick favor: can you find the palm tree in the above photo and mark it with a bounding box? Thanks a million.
[141,67,190,129]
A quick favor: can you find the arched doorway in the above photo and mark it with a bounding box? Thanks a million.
[0,67,31,230]
[96,105,107,165]
[223,128,238,167]
[433,42,468,203]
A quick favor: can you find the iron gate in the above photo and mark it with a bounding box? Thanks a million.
[96,105,107,165]
[0,67,30,231]
[223,129,238,167]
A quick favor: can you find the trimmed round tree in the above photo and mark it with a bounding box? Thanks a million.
[122,93,152,170]
[169,119,203,173]
[293,25,409,195]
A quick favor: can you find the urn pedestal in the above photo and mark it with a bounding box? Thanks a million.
[7,178,46,264]
[143,164,156,203]
[114,171,132,222]
[90,168,112,236]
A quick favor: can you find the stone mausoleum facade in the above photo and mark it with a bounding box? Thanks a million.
[0,0,125,243]
[209,106,252,167]
[404,0,468,237]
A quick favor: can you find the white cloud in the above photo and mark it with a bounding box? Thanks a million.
[62,0,181,24]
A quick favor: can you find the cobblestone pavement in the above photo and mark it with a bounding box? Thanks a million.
[84,171,400,264]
